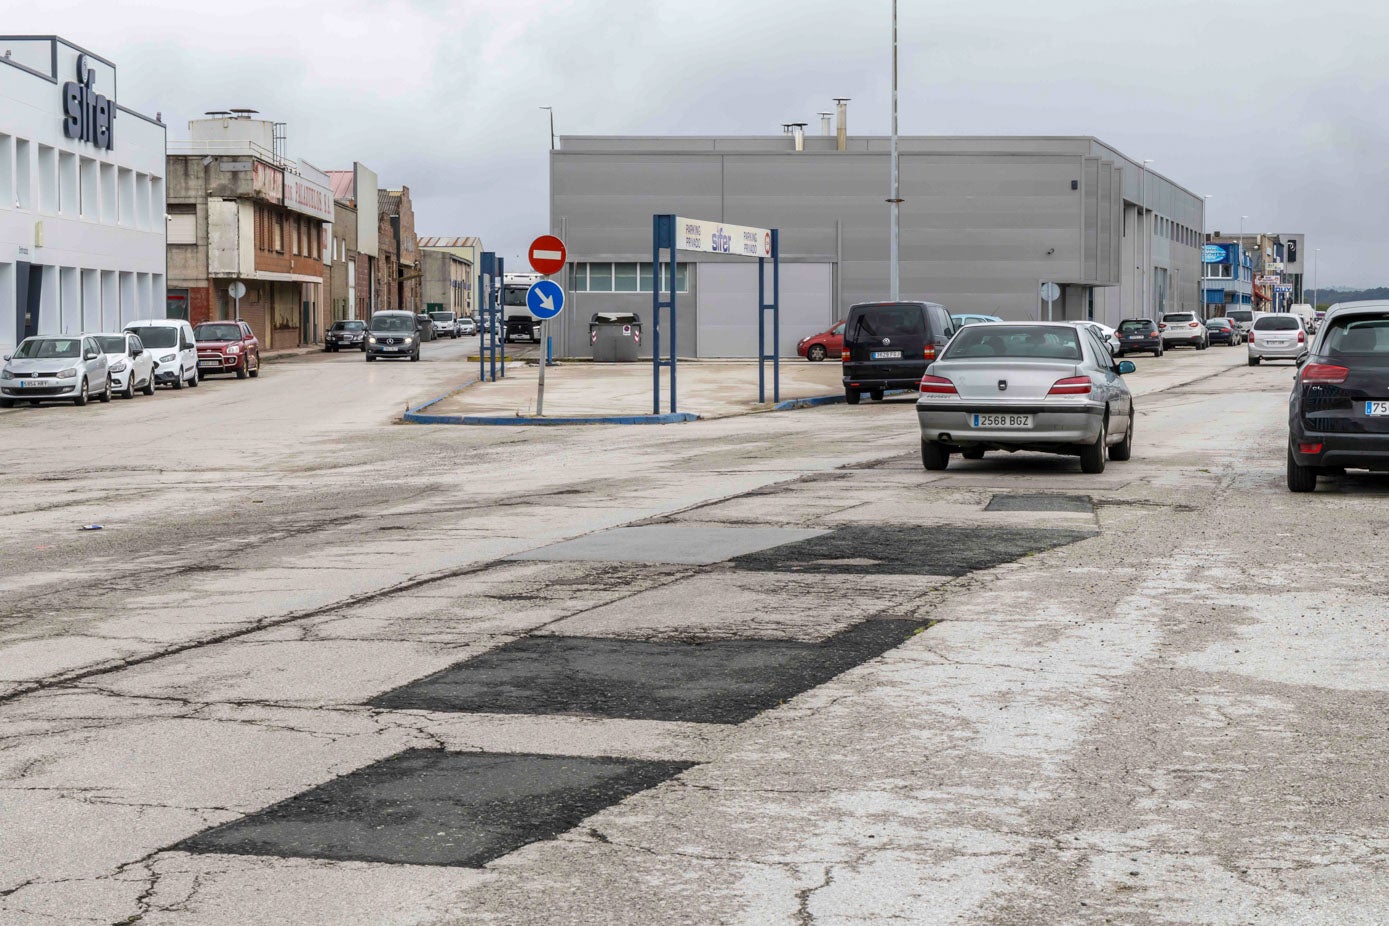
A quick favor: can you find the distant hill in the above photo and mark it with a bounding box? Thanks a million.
[1316,287,1389,305]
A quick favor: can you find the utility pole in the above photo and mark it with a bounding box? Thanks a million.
[1313,247,1321,310]
[1201,194,1212,317]
[1240,215,1249,311]
[887,0,902,300]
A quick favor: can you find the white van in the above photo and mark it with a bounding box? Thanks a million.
[1289,303,1316,331]
[123,319,199,389]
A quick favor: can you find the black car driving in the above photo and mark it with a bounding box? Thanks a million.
[1204,317,1241,346]
[1287,302,1389,492]
[325,319,367,352]
[841,300,955,405]
[1115,318,1163,357]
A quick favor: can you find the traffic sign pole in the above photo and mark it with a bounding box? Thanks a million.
[525,278,566,417]
[537,319,546,416]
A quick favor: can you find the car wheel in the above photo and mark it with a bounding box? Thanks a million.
[188,369,199,388]
[74,378,89,406]
[141,374,155,396]
[99,377,112,403]
[1248,357,1260,366]
[360,344,367,352]
[120,375,135,399]
[1154,347,1163,358]
[237,358,249,379]
[961,447,985,460]
[870,388,885,401]
[845,389,861,405]
[921,439,950,471]
[807,345,827,362]
[366,354,376,362]
[1109,411,1133,461]
[1079,417,1107,474]
[249,355,260,377]
[1287,445,1318,493]
[411,350,420,362]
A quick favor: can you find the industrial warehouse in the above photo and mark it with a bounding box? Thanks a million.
[545,122,1205,359]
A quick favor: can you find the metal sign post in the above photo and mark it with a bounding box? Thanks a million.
[652,215,677,414]
[1040,281,1060,321]
[478,252,506,382]
[525,279,565,416]
[228,281,246,322]
[757,230,781,403]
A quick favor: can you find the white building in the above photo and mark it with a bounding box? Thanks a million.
[0,36,167,353]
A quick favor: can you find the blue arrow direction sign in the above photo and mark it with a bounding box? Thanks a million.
[527,280,565,320]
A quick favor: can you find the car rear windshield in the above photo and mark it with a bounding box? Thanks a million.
[14,338,81,359]
[1118,320,1154,333]
[126,326,178,349]
[195,324,241,341]
[1254,315,1300,331]
[1226,310,1253,321]
[95,336,128,353]
[332,321,365,330]
[1205,319,1229,327]
[430,312,454,322]
[1163,313,1195,323]
[850,305,925,339]
[1321,315,1389,355]
[370,314,414,332]
[944,326,1083,360]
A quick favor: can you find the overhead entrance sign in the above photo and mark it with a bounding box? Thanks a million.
[675,217,772,258]
[528,235,567,276]
[526,280,565,320]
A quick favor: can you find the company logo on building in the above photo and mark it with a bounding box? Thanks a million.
[62,54,115,150]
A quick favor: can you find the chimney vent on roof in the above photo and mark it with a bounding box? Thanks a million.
[818,112,834,136]
[229,108,259,119]
[833,98,850,151]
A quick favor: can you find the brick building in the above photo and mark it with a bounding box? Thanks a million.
[324,164,378,320]
[167,111,333,348]
[377,188,420,311]
[419,237,483,319]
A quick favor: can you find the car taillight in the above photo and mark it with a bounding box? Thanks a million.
[841,349,850,362]
[1158,323,1167,330]
[924,345,936,361]
[1298,331,1305,343]
[1247,330,1255,342]
[1047,376,1092,395]
[1300,363,1349,385]
[1188,321,1199,328]
[1298,442,1324,454]
[919,374,957,394]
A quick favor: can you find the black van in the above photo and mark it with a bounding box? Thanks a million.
[842,301,955,404]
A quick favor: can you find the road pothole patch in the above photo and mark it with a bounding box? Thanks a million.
[730,525,1096,576]
[985,494,1094,513]
[507,525,828,565]
[368,619,923,723]
[176,749,693,868]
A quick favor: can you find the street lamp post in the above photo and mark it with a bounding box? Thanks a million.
[1313,247,1321,310]
[1240,215,1249,310]
[1201,193,1212,317]
[887,0,902,300]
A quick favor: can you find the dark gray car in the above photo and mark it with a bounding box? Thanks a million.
[365,312,421,362]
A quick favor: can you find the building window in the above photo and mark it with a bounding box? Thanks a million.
[0,134,11,208]
[58,151,77,216]
[291,216,300,256]
[1206,262,1233,280]
[14,138,30,210]
[571,262,689,293]
[614,262,639,292]
[168,206,196,244]
[587,262,613,292]
[273,213,283,253]
[37,145,56,212]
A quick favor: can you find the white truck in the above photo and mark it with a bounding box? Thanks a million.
[502,272,542,343]
[1289,303,1316,332]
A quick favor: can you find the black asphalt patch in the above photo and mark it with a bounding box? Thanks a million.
[369,619,923,723]
[176,749,693,868]
[985,494,1094,513]
[729,525,1096,576]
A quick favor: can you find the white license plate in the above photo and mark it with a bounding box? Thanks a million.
[871,350,902,360]
[20,380,55,388]
[198,360,219,367]
[1366,401,1389,416]
[386,345,403,351]
[972,413,1033,428]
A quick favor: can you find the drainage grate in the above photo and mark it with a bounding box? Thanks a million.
[176,750,693,868]
[729,525,1096,576]
[369,619,924,724]
[985,494,1094,513]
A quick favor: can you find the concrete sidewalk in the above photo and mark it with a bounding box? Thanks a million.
[424,360,846,420]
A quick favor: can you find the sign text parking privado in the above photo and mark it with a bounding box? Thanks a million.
[675,217,772,258]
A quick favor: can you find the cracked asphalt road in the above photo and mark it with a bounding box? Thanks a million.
[1,344,1386,925]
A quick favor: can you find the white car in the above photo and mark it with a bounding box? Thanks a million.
[124,319,199,389]
[1,335,112,407]
[91,332,155,398]
[1159,312,1209,350]
[1070,321,1121,355]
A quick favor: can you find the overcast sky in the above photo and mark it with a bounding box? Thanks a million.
[12,0,1389,286]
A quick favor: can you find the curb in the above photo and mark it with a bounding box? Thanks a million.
[401,378,480,423]
[771,389,914,412]
[402,383,699,426]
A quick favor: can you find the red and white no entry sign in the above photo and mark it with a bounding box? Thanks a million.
[528,235,567,276]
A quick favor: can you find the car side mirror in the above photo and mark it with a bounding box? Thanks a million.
[85,351,98,361]
[131,347,143,357]
[1117,360,1136,375]
[2,353,9,361]
[1295,354,1308,367]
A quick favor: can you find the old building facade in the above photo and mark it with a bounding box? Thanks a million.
[166,112,333,349]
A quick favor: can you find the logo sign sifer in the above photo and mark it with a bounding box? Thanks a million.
[528,235,567,276]
[674,217,772,258]
[63,54,115,150]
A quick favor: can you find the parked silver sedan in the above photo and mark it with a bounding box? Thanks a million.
[916,322,1135,473]
[0,335,112,407]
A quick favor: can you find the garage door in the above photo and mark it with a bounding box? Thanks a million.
[696,263,832,358]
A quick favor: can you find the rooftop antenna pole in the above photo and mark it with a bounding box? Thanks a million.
[888,0,902,300]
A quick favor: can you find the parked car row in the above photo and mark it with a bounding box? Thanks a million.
[1,318,259,409]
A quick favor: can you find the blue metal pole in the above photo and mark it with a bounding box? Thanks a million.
[772,229,781,403]
[498,257,506,378]
[546,335,552,366]
[652,215,661,415]
[758,254,766,404]
[670,245,677,415]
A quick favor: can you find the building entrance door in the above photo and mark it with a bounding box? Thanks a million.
[166,289,189,320]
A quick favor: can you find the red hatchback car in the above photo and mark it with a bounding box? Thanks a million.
[193,321,261,379]
[797,321,845,362]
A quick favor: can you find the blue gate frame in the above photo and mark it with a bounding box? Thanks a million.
[479,252,506,382]
[651,215,780,414]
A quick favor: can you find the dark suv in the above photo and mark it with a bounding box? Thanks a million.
[365,311,421,362]
[1115,318,1163,357]
[1287,302,1389,491]
[841,301,955,404]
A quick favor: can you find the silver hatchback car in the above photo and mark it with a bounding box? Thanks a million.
[1247,313,1308,365]
[916,322,1136,473]
[1,335,112,407]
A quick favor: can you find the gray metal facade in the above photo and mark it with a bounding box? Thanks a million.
[549,135,1203,359]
